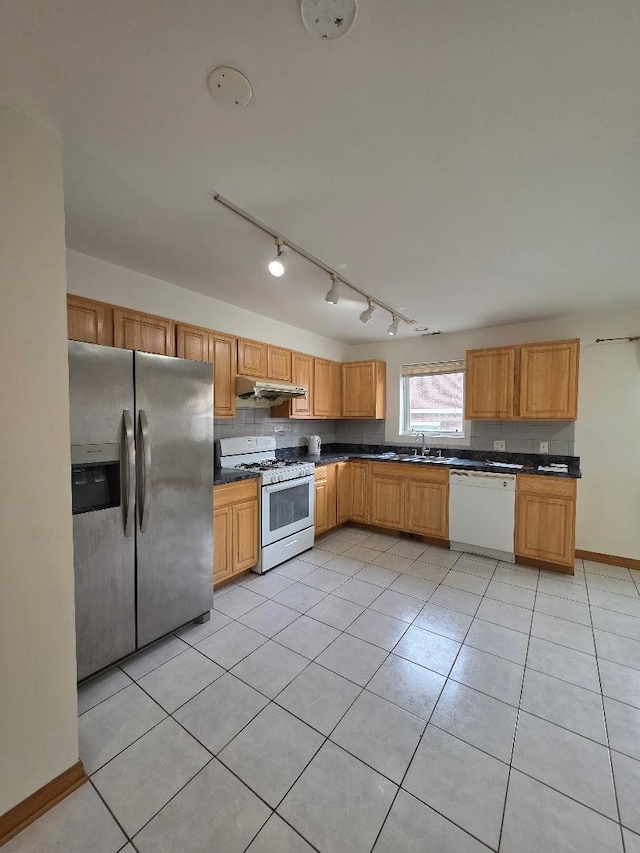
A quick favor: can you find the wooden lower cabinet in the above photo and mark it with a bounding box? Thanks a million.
[405,476,449,540]
[336,462,350,524]
[515,475,576,569]
[369,467,405,530]
[213,479,259,585]
[315,464,337,535]
[349,461,369,524]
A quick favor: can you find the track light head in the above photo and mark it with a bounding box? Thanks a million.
[325,274,340,305]
[359,299,376,324]
[387,315,400,336]
[267,239,285,277]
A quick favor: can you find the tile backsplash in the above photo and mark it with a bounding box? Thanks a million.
[215,410,574,456]
[469,421,575,457]
[214,408,336,450]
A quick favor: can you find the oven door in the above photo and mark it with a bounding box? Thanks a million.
[261,474,315,547]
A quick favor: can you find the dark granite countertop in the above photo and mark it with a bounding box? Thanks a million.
[292,446,582,479]
[213,469,261,487]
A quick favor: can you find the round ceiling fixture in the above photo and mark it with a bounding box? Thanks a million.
[301,0,357,40]
[207,67,252,107]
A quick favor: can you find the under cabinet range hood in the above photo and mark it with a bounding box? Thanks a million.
[236,376,307,402]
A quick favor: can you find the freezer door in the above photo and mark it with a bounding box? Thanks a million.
[135,352,213,646]
[68,342,136,680]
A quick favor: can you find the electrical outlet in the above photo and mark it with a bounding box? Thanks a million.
[493,440,506,451]
[539,441,549,454]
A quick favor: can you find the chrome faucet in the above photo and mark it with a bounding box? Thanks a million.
[415,433,429,456]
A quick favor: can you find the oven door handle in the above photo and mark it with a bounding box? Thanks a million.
[262,475,315,495]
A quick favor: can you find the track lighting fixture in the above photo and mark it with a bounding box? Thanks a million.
[325,274,340,305]
[359,299,375,324]
[267,238,285,277]
[387,315,400,336]
[212,194,419,332]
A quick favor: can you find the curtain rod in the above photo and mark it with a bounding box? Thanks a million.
[595,336,640,343]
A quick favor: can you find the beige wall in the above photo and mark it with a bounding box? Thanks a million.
[66,249,350,362]
[349,309,640,561]
[0,105,79,813]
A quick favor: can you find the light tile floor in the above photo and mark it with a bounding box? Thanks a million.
[7,528,640,853]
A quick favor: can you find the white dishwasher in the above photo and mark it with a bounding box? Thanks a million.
[449,471,516,562]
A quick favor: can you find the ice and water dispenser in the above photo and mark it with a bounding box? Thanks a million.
[71,444,121,515]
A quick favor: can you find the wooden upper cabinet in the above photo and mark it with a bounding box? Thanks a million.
[237,338,267,378]
[519,340,579,420]
[176,324,237,418]
[113,308,175,356]
[210,332,237,418]
[314,359,342,418]
[515,475,576,568]
[176,323,209,362]
[267,346,292,382]
[291,352,314,417]
[465,346,516,420]
[342,360,386,419]
[67,295,113,346]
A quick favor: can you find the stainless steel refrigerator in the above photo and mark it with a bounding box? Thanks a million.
[69,341,213,681]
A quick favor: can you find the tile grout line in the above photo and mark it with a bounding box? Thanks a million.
[496,557,540,851]
[584,572,628,852]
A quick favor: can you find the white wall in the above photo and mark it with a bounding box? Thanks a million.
[66,250,350,362]
[0,105,79,814]
[349,310,640,561]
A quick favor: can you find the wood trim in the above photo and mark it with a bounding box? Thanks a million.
[515,555,574,575]
[576,550,640,570]
[0,761,87,847]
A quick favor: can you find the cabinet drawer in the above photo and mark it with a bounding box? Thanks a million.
[214,479,258,508]
[370,462,448,483]
[517,474,576,499]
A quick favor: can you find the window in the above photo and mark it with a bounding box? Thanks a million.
[401,360,465,437]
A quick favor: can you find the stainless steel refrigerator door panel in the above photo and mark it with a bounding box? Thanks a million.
[135,352,213,647]
[69,342,134,444]
[73,508,136,680]
[68,342,136,679]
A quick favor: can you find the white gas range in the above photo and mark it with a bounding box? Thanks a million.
[217,436,315,573]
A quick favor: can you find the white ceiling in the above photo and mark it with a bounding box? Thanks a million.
[1,0,639,344]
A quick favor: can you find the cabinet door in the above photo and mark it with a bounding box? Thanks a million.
[314,479,329,535]
[405,481,448,539]
[291,352,314,417]
[237,338,267,378]
[515,493,575,567]
[67,295,113,345]
[213,505,233,585]
[342,361,385,419]
[233,499,259,572]
[267,346,292,382]
[176,323,209,362]
[519,340,579,420]
[113,308,175,355]
[465,347,516,419]
[349,462,369,523]
[370,475,405,530]
[210,332,237,418]
[314,359,341,418]
[336,462,350,524]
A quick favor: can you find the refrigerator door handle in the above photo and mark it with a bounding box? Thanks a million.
[138,409,151,533]
[122,409,136,537]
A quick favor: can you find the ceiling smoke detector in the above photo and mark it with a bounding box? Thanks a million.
[301,0,357,40]
[207,67,252,107]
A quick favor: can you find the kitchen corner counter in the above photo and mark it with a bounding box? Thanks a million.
[214,469,261,486]
[294,450,581,479]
